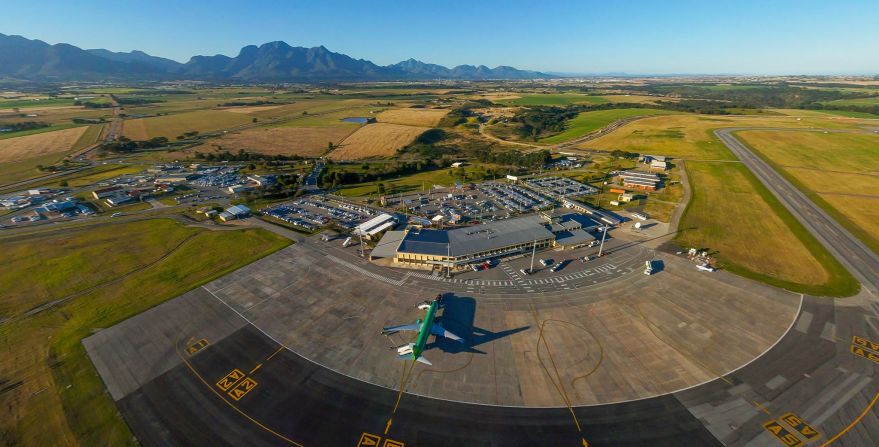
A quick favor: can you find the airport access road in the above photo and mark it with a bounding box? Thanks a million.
[715,128,879,295]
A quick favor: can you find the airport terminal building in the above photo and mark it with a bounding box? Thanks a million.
[371,212,601,269]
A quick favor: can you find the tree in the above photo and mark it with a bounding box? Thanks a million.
[327,141,334,151]
[248,163,256,170]
[252,117,258,123]
[59,180,68,187]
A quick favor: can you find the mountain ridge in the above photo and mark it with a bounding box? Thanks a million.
[0,33,551,81]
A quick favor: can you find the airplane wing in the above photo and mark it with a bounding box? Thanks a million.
[396,353,432,365]
[382,323,420,334]
[431,324,465,343]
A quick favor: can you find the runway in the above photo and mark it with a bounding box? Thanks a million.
[715,128,879,295]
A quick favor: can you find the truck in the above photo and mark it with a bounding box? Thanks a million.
[644,260,653,275]
[342,237,353,247]
[697,264,716,272]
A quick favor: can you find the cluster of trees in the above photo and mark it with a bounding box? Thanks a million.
[470,147,551,169]
[438,100,491,127]
[319,160,440,188]
[0,121,48,132]
[510,106,580,139]
[72,117,107,124]
[239,174,303,203]
[116,97,163,105]
[74,100,113,109]
[193,149,304,162]
[102,136,168,153]
[218,100,281,107]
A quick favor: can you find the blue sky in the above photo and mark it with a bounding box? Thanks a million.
[1,0,877,74]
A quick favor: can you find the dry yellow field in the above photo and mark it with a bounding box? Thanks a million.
[0,126,88,162]
[328,123,428,160]
[122,110,253,140]
[201,126,357,157]
[377,108,449,127]
[737,129,879,254]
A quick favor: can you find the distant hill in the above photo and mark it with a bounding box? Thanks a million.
[0,33,551,82]
[0,33,168,80]
[86,48,182,72]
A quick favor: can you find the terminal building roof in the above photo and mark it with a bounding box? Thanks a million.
[398,214,555,258]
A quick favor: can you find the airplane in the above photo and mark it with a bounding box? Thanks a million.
[381,294,465,365]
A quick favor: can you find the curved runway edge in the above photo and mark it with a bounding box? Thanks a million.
[116,324,721,447]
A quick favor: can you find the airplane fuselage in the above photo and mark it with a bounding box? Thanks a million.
[411,301,438,360]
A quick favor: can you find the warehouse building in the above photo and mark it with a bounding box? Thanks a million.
[618,170,660,191]
[561,197,621,226]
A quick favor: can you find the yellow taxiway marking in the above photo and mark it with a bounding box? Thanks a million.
[266,345,285,361]
[763,419,804,447]
[250,363,263,375]
[174,337,304,447]
[779,412,820,441]
[228,377,258,401]
[356,432,404,447]
[819,389,879,446]
[753,401,771,416]
[852,335,879,353]
[850,345,879,365]
[216,369,245,392]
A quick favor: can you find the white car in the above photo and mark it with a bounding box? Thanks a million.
[111,212,122,217]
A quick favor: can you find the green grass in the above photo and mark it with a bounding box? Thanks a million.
[538,108,677,144]
[499,94,610,106]
[335,168,460,197]
[676,160,859,297]
[0,98,76,109]
[817,109,879,118]
[0,219,290,446]
[822,97,879,107]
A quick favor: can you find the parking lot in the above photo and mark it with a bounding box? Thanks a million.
[261,196,381,231]
[524,176,598,197]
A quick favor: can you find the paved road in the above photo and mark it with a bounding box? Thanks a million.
[715,128,879,295]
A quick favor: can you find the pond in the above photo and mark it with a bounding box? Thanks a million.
[341,117,371,124]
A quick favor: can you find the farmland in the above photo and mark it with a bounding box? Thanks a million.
[122,109,253,140]
[377,108,449,127]
[328,123,429,159]
[497,93,610,106]
[0,219,290,447]
[537,108,677,144]
[0,126,89,163]
[736,130,879,255]
[199,126,356,157]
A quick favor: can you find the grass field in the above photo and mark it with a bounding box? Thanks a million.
[122,110,253,140]
[823,97,879,107]
[580,114,871,160]
[538,108,677,144]
[37,164,143,188]
[328,123,429,160]
[676,161,858,296]
[498,94,610,106]
[377,108,449,127]
[0,98,76,109]
[201,126,357,157]
[598,95,673,104]
[0,126,89,163]
[336,168,459,197]
[0,219,290,446]
[736,130,879,255]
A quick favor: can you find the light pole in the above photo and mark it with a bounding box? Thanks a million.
[529,239,537,274]
[446,242,452,278]
[597,226,608,257]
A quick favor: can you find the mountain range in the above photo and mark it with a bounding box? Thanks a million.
[0,33,550,82]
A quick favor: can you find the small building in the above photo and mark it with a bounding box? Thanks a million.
[227,184,252,194]
[154,174,194,184]
[219,205,251,222]
[105,192,134,207]
[247,174,276,187]
[92,185,123,200]
[619,193,635,203]
[354,213,397,239]
[561,197,621,226]
[650,160,668,171]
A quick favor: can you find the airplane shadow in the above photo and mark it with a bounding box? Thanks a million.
[427,293,529,355]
